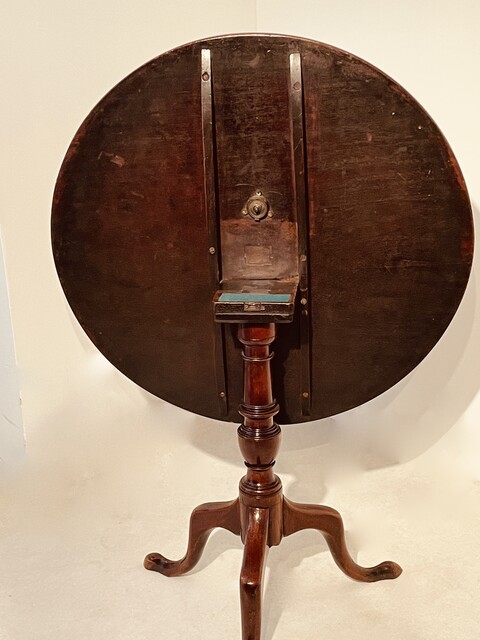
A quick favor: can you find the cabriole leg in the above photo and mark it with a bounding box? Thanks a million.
[144,498,240,577]
[283,498,402,582]
[240,507,269,640]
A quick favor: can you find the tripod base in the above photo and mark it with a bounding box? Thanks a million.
[144,324,401,639]
[144,481,401,640]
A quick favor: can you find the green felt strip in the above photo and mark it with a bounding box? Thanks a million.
[219,293,291,303]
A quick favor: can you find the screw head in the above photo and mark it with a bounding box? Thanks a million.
[209,246,216,255]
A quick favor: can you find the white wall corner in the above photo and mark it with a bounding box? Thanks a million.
[0,231,25,470]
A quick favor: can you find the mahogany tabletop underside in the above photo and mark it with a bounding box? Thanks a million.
[52,35,473,424]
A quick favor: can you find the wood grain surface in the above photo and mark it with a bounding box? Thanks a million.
[52,34,473,424]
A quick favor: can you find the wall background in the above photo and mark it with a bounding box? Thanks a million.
[0,233,24,468]
[1,2,479,639]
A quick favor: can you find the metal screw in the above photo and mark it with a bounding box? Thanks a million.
[219,391,226,398]
[202,72,209,81]
[300,254,307,262]
[300,297,307,306]
[242,209,247,215]
[293,81,301,91]
[256,190,262,196]
[302,391,309,398]
[209,246,216,254]
[267,211,273,218]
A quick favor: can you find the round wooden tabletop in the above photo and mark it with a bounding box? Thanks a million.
[52,34,473,424]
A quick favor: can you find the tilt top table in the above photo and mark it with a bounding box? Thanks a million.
[52,34,473,640]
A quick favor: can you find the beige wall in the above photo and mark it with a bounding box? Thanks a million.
[0,232,24,466]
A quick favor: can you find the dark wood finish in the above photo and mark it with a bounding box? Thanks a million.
[283,498,401,582]
[144,324,401,639]
[52,35,473,424]
[144,498,240,576]
[289,51,312,416]
[200,47,229,415]
[237,324,283,550]
[240,507,269,640]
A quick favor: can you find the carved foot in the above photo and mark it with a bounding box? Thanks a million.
[283,498,402,582]
[144,498,241,577]
[240,507,269,640]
